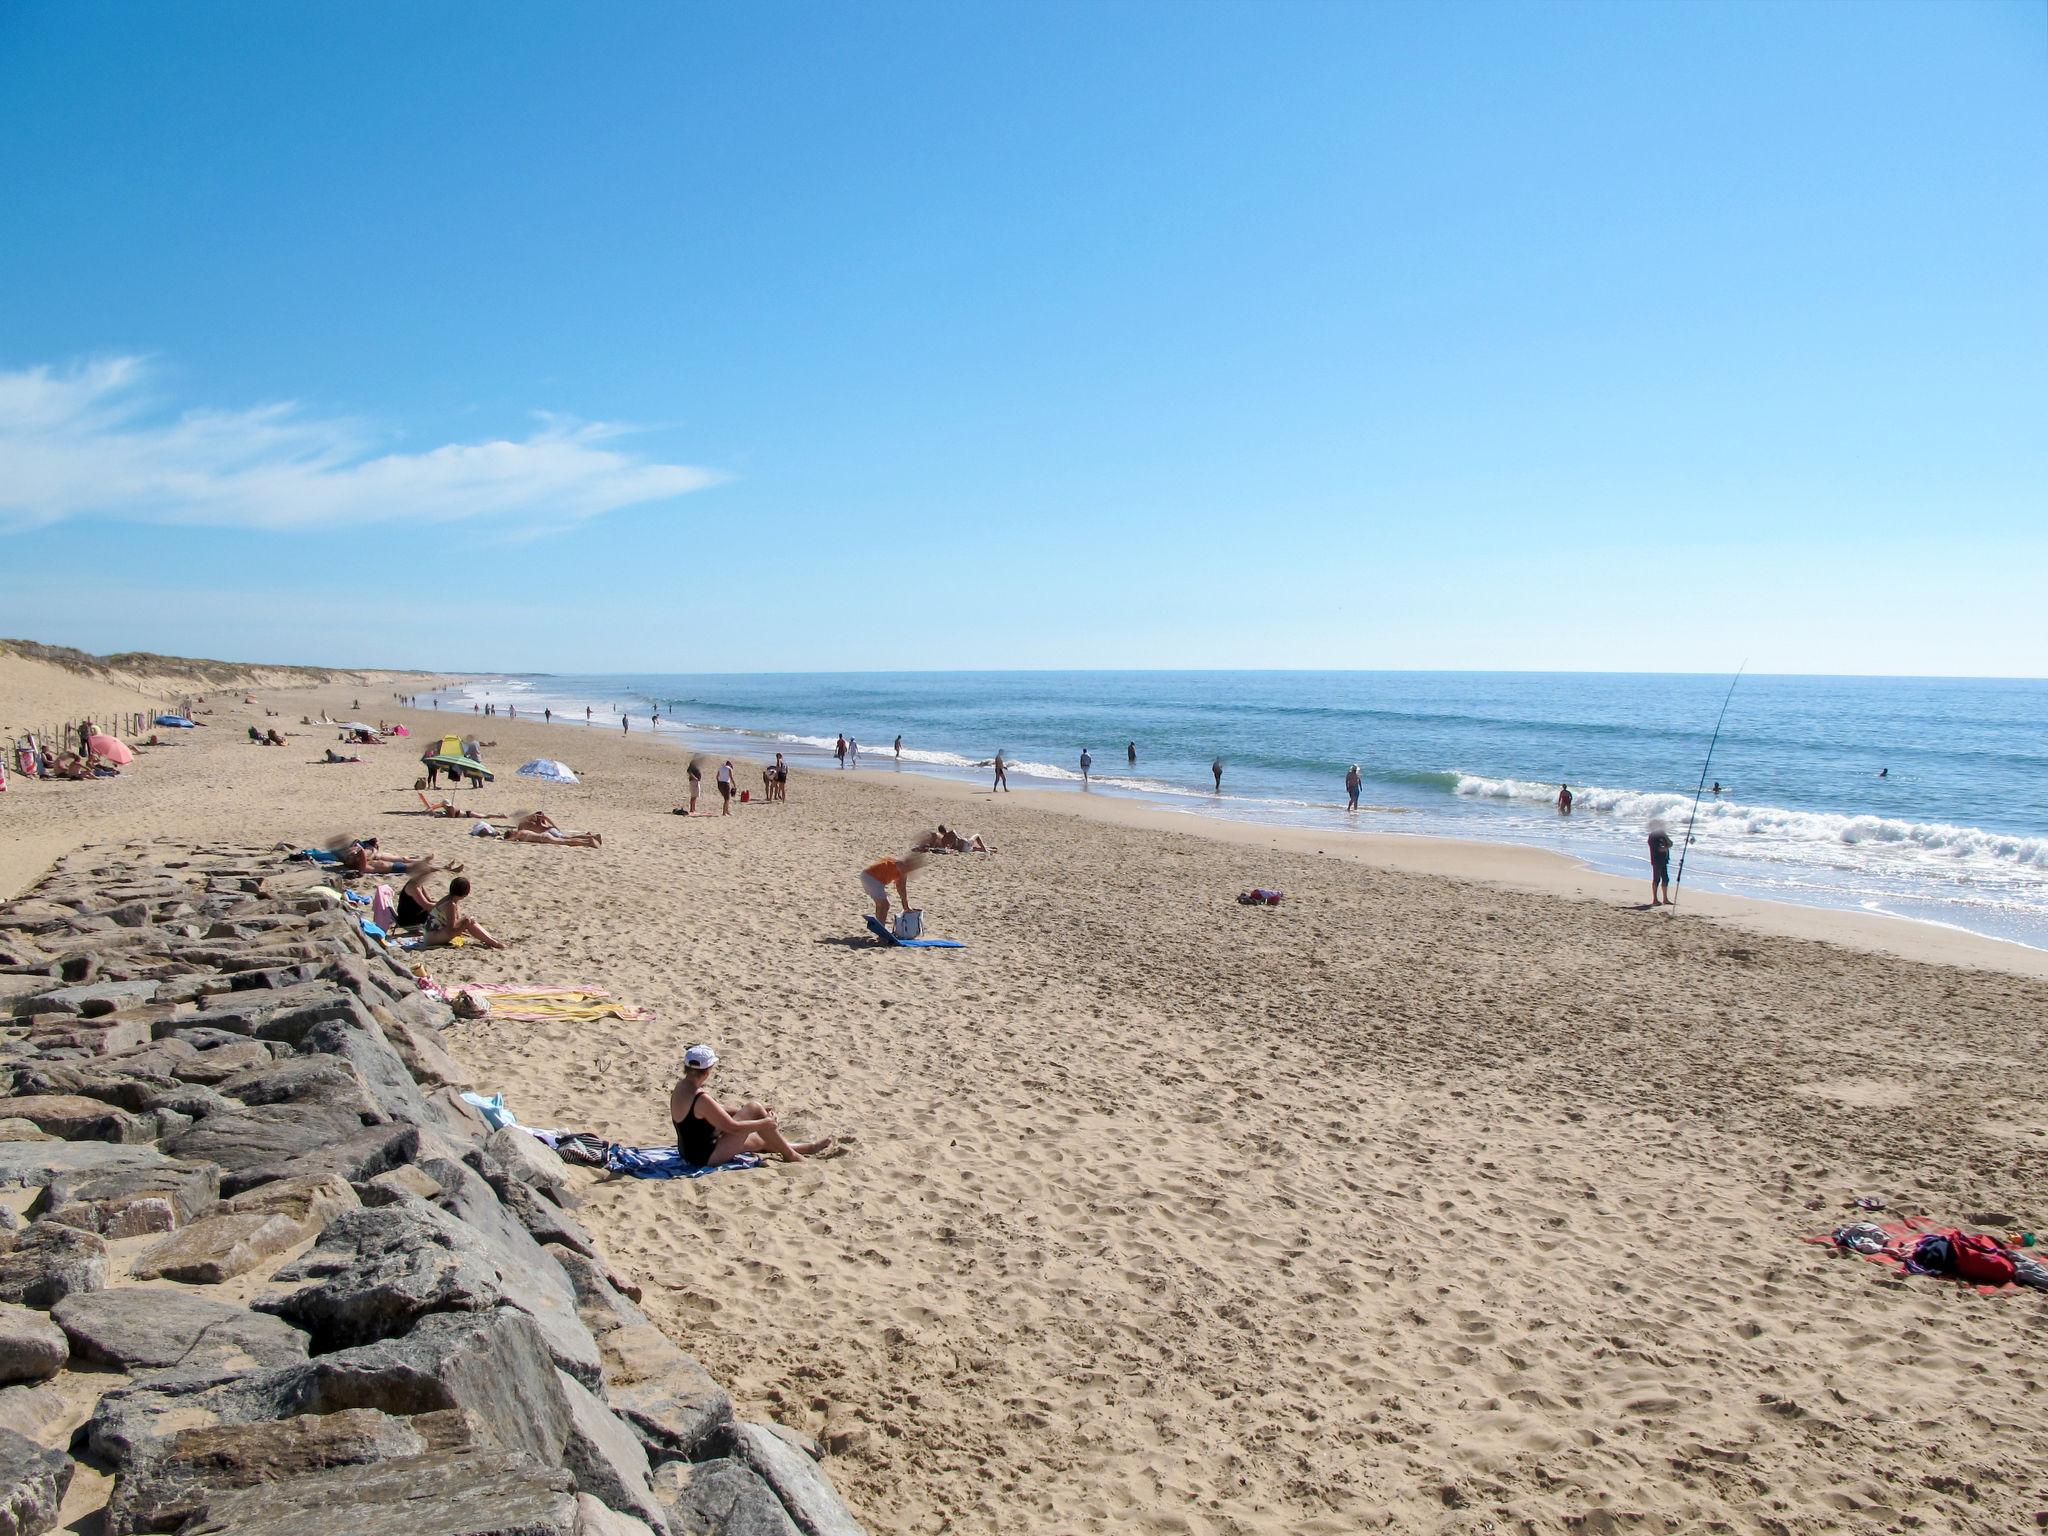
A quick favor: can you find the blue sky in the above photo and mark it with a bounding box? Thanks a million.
[2,1,2042,676]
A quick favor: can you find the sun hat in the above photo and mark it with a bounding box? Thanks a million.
[684,1045,718,1070]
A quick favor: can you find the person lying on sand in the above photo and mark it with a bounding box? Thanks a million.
[323,749,366,764]
[335,839,452,876]
[266,729,286,746]
[914,825,995,854]
[670,1044,832,1167]
[860,851,926,924]
[501,826,602,847]
[424,797,499,819]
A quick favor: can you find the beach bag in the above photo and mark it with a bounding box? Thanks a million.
[1948,1231,2015,1286]
[893,909,924,941]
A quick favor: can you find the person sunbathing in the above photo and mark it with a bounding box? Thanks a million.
[266,729,286,746]
[669,1044,832,1168]
[424,797,493,818]
[323,749,366,764]
[418,875,506,949]
[502,826,602,847]
[335,839,444,876]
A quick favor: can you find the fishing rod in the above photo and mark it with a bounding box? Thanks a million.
[1673,661,1746,902]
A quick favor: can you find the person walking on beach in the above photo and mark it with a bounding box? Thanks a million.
[671,1045,833,1168]
[1080,746,1092,786]
[861,850,926,926]
[1345,764,1362,811]
[1556,784,1573,815]
[1212,758,1223,791]
[1647,824,1674,905]
[543,707,551,724]
[849,736,860,768]
[835,734,847,769]
[894,734,902,761]
[622,715,629,734]
[717,758,736,814]
[993,750,1009,792]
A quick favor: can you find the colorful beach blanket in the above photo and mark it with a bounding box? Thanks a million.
[606,1145,763,1180]
[1805,1215,2026,1296]
[448,984,652,1023]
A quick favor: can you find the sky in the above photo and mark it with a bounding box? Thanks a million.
[1,0,2042,677]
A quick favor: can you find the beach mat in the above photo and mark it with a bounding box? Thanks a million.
[606,1145,763,1179]
[1804,1214,2025,1295]
[450,984,653,1023]
[864,915,966,949]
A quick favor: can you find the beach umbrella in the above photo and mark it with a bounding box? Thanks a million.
[516,758,579,785]
[88,734,133,765]
[338,722,376,734]
[425,753,494,782]
[155,715,194,728]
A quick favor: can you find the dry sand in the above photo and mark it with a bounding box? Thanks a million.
[6,656,2046,1534]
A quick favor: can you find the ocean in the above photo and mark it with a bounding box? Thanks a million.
[420,671,2048,951]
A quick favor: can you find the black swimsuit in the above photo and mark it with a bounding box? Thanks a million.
[396,888,432,927]
[674,1094,718,1168]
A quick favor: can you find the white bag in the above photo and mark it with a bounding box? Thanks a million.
[892,909,924,940]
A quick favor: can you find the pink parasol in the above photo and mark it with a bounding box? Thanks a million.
[88,733,133,765]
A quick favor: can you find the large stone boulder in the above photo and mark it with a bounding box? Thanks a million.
[0,1306,67,1386]
[128,1212,307,1284]
[0,1094,145,1143]
[481,1128,576,1206]
[299,1018,439,1128]
[0,1142,169,1192]
[255,1201,508,1350]
[178,1117,419,1198]
[169,1038,275,1084]
[728,1424,869,1536]
[653,1458,801,1536]
[376,1010,471,1091]
[577,1494,659,1536]
[0,1424,72,1536]
[164,1103,370,1177]
[221,1171,359,1229]
[52,1288,309,1373]
[215,1056,378,1118]
[558,1370,667,1534]
[173,1448,579,1536]
[103,1408,428,1536]
[31,1161,220,1238]
[0,1223,106,1309]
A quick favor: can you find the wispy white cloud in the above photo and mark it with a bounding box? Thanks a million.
[0,357,722,534]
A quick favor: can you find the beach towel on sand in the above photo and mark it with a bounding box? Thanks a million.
[1806,1215,2027,1296]
[864,914,965,949]
[607,1145,763,1179]
[448,984,653,1023]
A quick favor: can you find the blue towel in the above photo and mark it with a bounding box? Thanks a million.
[606,1145,763,1179]
[301,847,343,865]
[864,915,966,949]
[459,1091,517,1130]
[359,919,387,941]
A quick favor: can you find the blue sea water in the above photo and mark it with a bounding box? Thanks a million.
[427,671,2048,951]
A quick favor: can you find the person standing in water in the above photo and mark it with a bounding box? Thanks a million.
[1127,741,1136,766]
[1647,824,1674,905]
[1344,764,1362,811]
[1211,758,1223,791]
[992,750,1009,792]
[1556,783,1573,814]
[1080,746,1092,786]
[894,734,902,761]
[835,734,847,769]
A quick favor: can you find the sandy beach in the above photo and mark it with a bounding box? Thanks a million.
[6,655,2046,1535]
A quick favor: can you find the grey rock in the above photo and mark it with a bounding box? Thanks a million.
[653,1459,800,1536]
[10,978,157,1018]
[216,1055,378,1118]
[0,1305,67,1386]
[23,1014,152,1056]
[502,1179,599,1257]
[251,987,379,1046]
[0,1093,145,1143]
[302,1016,439,1127]
[362,1166,446,1205]
[104,1408,428,1536]
[0,1222,107,1308]
[164,1102,369,1173]
[415,1155,601,1387]
[729,1424,869,1536]
[256,1200,508,1350]
[53,1287,309,1371]
[0,1382,72,1444]
[483,1127,576,1205]
[576,1493,660,1536]
[559,1369,668,1534]
[0,1140,169,1191]
[219,1119,421,1197]
[221,1171,360,1229]
[167,1037,274,1079]
[378,1009,472,1090]
[7,1061,174,1112]
[32,1160,220,1237]
[175,1448,578,1536]
[0,1424,72,1536]
[129,1212,308,1283]
[0,1124,53,1146]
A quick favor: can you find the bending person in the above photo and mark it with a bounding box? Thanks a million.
[860,850,925,924]
[670,1044,832,1167]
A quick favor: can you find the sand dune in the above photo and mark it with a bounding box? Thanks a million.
[4,678,2044,1533]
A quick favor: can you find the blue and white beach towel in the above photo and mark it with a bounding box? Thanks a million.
[606,1145,763,1179]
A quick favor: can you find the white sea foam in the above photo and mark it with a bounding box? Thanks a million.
[1453,774,2048,873]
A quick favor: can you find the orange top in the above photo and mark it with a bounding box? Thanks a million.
[864,857,905,886]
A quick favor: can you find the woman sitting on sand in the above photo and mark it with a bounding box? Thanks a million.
[669,1044,832,1168]
[418,875,506,949]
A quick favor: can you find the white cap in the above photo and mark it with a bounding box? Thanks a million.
[684,1044,718,1070]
